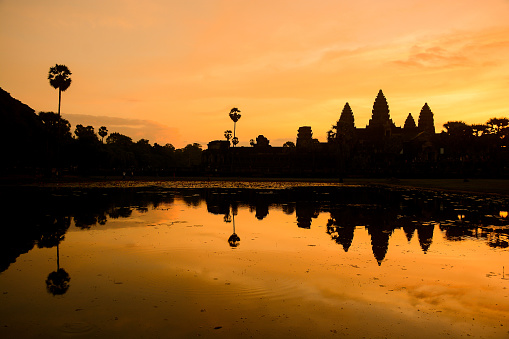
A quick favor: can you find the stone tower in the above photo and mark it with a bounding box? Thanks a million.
[404,113,416,129]
[334,102,356,140]
[367,90,395,137]
[338,102,355,127]
[296,126,313,147]
[418,103,435,134]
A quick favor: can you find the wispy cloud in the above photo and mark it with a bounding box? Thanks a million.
[393,27,509,69]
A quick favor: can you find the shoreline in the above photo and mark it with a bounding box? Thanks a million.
[2,175,508,195]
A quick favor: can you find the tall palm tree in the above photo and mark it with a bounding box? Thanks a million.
[98,126,108,143]
[48,64,72,117]
[229,107,241,147]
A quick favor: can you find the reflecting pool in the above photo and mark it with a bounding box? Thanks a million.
[1,182,508,338]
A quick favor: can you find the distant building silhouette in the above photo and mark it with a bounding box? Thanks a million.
[296,126,318,148]
[202,89,470,177]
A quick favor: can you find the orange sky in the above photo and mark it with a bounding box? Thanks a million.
[1,0,508,148]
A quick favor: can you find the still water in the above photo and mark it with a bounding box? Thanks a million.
[1,182,508,338]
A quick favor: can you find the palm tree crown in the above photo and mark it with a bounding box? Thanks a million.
[229,107,241,123]
[48,64,72,92]
[229,107,241,147]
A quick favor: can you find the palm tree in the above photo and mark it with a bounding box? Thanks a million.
[229,107,241,147]
[98,126,108,143]
[48,64,72,117]
[224,130,232,143]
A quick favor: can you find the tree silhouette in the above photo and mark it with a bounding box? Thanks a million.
[487,118,509,134]
[98,126,108,143]
[106,132,133,146]
[39,112,72,140]
[229,107,241,147]
[255,135,270,147]
[224,130,232,144]
[471,124,487,137]
[75,124,98,143]
[48,64,72,117]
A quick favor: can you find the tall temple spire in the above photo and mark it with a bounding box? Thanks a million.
[404,113,416,130]
[338,102,355,127]
[367,89,395,132]
[418,103,435,134]
[333,102,356,141]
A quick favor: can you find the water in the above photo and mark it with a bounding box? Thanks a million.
[1,183,508,338]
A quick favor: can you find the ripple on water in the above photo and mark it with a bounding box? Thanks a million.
[170,275,304,303]
[59,321,97,334]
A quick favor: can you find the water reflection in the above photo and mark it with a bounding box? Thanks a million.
[1,185,508,273]
[45,243,71,296]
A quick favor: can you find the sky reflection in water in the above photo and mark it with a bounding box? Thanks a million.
[1,183,508,338]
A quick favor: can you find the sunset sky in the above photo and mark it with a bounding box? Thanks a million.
[1,0,508,148]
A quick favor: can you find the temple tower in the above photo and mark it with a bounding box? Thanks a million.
[334,102,356,140]
[296,126,313,148]
[338,102,355,128]
[367,90,395,137]
[404,113,417,129]
[418,103,435,134]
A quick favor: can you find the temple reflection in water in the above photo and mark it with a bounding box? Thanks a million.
[2,184,508,275]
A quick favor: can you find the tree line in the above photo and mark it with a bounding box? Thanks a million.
[1,87,203,176]
[42,111,204,176]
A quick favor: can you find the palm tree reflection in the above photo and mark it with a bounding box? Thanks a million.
[45,242,71,295]
[38,216,71,296]
[226,204,240,248]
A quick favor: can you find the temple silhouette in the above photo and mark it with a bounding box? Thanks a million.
[204,90,441,177]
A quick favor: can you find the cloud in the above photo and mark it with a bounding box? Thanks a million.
[62,113,182,147]
[394,46,470,68]
[393,27,509,69]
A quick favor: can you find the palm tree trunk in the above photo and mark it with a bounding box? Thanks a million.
[58,89,61,117]
[57,89,62,171]
[233,122,236,147]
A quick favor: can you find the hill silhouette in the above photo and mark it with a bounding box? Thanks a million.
[0,87,46,170]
